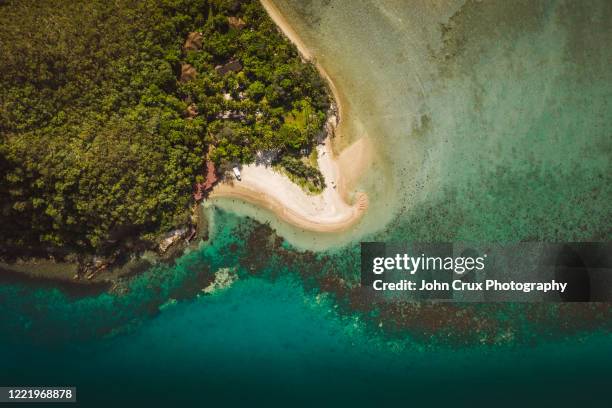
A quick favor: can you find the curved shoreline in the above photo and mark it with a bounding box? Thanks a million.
[211,138,368,232]
[260,0,344,125]
[210,0,370,233]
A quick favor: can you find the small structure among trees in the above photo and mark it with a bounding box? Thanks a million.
[215,59,242,75]
[180,63,197,82]
[185,103,198,119]
[183,31,203,51]
[228,17,246,30]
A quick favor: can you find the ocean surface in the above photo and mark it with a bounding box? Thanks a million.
[1,0,611,405]
[1,209,611,406]
[220,0,611,247]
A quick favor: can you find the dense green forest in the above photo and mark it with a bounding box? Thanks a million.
[0,0,330,259]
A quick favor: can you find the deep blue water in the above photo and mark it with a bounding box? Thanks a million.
[1,210,610,407]
[1,276,611,406]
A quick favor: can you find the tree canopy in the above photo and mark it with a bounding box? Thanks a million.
[0,0,330,258]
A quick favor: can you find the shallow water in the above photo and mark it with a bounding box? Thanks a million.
[1,0,611,405]
[219,0,611,246]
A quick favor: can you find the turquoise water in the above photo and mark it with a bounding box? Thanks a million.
[2,276,611,406]
[1,209,611,405]
[259,0,612,245]
[1,0,612,405]
[1,275,611,406]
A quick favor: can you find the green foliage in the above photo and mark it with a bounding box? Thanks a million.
[247,81,266,101]
[0,0,330,257]
[277,156,326,194]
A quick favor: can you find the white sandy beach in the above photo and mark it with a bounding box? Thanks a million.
[210,0,370,233]
[210,138,368,232]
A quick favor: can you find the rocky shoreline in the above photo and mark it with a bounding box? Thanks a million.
[0,204,209,293]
